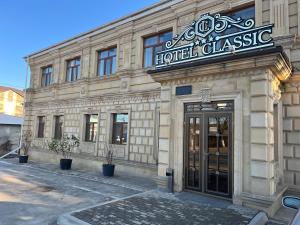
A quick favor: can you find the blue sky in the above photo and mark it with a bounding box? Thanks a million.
[0,0,159,90]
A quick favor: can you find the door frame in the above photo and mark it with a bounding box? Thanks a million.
[183,105,233,198]
[172,92,243,203]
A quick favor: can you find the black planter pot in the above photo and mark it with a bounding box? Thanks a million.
[60,159,72,170]
[102,164,115,177]
[19,155,28,163]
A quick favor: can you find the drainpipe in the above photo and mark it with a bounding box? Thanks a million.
[0,57,29,159]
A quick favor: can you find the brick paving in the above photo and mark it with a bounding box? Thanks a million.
[73,192,260,225]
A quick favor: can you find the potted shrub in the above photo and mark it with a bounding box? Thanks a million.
[47,135,79,170]
[102,143,115,177]
[19,131,32,163]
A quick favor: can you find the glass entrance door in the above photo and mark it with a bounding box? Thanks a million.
[184,101,233,198]
[206,114,232,197]
[185,116,202,191]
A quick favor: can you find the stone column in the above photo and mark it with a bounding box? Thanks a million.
[158,84,172,177]
[250,70,276,196]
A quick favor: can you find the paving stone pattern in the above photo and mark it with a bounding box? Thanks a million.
[73,194,257,225]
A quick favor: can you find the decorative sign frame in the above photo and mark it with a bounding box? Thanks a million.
[155,13,274,68]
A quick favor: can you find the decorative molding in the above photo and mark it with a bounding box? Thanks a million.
[198,88,211,102]
[27,89,161,109]
[270,54,292,81]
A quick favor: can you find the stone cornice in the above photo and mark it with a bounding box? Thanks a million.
[270,53,292,81]
[26,88,161,108]
[283,72,300,83]
[30,71,135,95]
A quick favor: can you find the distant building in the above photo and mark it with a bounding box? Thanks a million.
[0,86,24,117]
[0,114,23,154]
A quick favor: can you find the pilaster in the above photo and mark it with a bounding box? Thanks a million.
[250,71,276,196]
[255,0,263,26]
[81,47,91,78]
[270,0,289,36]
[158,84,172,177]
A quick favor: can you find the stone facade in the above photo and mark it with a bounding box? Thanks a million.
[24,0,300,215]
[282,75,300,190]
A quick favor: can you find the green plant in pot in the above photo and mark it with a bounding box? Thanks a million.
[47,134,79,170]
[19,131,32,164]
[102,143,115,177]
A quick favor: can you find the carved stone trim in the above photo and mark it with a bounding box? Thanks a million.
[199,88,211,102]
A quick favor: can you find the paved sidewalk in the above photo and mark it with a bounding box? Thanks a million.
[0,158,293,225]
[0,158,155,225]
[69,191,259,225]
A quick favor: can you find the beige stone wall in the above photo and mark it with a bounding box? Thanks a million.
[150,49,291,214]
[24,0,299,187]
[25,93,159,168]
[282,75,300,190]
[250,71,280,197]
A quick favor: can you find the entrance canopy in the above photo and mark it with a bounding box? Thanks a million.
[148,46,292,84]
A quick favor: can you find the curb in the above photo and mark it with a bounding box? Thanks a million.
[248,211,269,225]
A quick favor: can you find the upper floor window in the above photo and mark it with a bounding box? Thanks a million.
[224,6,255,34]
[41,66,52,87]
[66,58,80,82]
[143,31,172,68]
[112,113,128,145]
[211,6,255,49]
[98,47,117,78]
[85,114,98,142]
[37,116,45,138]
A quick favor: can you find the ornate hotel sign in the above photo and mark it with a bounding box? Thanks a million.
[155,14,274,69]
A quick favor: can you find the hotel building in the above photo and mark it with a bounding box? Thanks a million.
[23,0,300,215]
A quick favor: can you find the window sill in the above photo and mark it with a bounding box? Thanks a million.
[111,143,127,146]
[82,141,96,144]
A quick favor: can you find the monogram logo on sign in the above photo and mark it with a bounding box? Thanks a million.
[156,14,273,68]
